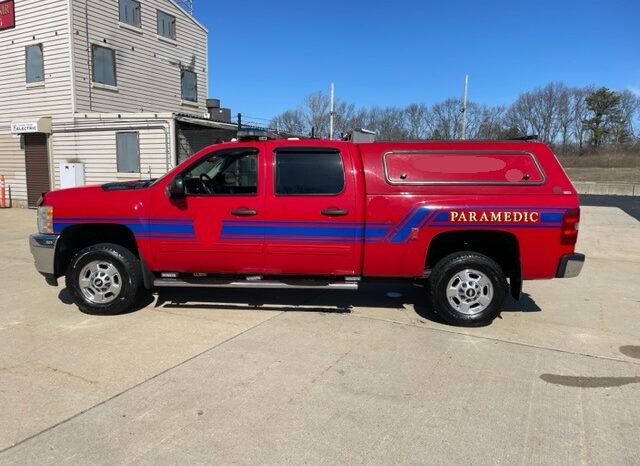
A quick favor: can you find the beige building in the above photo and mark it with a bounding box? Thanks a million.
[0,0,233,207]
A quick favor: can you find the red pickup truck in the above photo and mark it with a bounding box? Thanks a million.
[29,138,584,326]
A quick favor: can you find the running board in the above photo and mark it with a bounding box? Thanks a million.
[153,278,359,290]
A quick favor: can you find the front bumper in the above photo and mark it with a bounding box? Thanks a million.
[29,233,59,286]
[556,253,585,278]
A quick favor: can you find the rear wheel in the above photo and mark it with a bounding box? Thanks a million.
[66,243,141,315]
[429,252,507,326]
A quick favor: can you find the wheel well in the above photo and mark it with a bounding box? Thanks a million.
[55,224,139,278]
[426,230,522,299]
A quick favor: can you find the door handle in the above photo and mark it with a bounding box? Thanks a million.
[321,208,349,217]
[231,208,258,216]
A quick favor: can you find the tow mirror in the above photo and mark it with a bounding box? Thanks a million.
[169,175,185,197]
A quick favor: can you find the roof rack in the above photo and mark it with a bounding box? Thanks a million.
[507,135,539,141]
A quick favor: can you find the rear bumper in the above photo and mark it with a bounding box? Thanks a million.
[556,253,585,278]
[29,233,59,286]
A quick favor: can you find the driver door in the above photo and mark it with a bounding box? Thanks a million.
[152,145,266,274]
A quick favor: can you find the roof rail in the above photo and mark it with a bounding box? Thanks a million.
[507,135,539,141]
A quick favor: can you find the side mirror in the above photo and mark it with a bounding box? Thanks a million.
[169,175,185,197]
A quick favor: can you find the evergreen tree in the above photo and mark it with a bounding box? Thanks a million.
[583,87,626,148]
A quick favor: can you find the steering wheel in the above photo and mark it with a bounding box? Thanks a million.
[199,173,214,194]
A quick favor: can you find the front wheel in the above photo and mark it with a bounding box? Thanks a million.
[66,243,142,315]
[428,252,507,326]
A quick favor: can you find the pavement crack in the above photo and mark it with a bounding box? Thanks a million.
[42,365,98,386]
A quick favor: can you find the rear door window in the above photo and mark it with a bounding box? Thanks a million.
[275,149,345,195]
[384,151,545,185]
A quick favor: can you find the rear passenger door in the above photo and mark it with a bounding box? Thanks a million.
[262,144,362,276]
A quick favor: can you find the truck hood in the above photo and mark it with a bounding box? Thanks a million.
[41,181,154,213]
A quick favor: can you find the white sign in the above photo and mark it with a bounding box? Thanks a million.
[11,122,39,134]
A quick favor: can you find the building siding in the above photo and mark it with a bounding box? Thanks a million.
[0,0,209,205]
[51,118,174,188]
[0,0,72,202]
[71,0,208,115]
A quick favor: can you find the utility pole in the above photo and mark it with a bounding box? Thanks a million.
[329,81,335,140]
[461,74,469,140]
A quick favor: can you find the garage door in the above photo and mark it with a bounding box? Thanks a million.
[24,134,50,208]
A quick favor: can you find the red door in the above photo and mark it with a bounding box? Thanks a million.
[261,143,362,276]
[151,145,266,274]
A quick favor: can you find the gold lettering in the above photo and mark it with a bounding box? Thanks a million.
[459,212,468,222]
[491,212,502,222]
[480,212,488,222]
[503,212,512,222]
[450,212,459,222]
[513,212,523,222]
[529,212,540,223]
[469,212,477,222]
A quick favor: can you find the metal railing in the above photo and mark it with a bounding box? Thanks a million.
[173,0,193,15]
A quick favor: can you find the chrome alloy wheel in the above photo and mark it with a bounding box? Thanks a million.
[78,260,122,304]
[446,268,494,315]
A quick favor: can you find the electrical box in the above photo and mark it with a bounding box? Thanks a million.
[59,162,85,189]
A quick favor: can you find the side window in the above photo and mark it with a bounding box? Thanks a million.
[116,132,140,173]
[275,149,345,195]
[92,45,117,86]
[119,0,141,28]
[157,10,176,40]
[384,151,545,185]
[181,69,197,102]
[183,150,258,195]
[25,44,44,83]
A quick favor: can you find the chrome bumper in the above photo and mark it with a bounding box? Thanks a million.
[556,253,585,278]
[29,233,59,285]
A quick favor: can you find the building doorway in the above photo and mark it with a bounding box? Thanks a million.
[24,133,50,208]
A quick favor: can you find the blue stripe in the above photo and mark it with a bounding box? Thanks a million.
[541,212,564,223]
[54,221,195,236]
[390,207,431,243]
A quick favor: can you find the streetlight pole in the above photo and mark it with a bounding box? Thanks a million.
[329,81,335,140]
[461,74,469,140]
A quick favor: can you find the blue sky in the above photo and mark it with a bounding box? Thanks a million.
[192,0,639,121]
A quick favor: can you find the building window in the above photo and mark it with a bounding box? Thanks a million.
[25,44,44,83]
[181,69,197,102]
[157,10,176,40]
[275,150,345,195]
[92,45,117,86]
[116,132,140,173]
[119,0,141,28]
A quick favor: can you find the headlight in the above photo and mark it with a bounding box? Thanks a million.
[37,206,54,234]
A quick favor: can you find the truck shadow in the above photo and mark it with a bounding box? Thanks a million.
[60,283,542,322]
[151,283,541,325]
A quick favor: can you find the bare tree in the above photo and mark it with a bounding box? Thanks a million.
[269,84,639,153]
[403,103,431,139]
[271,109,306,135]
[431,98,464,139]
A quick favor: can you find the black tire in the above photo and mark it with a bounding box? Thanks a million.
[428,251,507,327]
[65,243,142,315]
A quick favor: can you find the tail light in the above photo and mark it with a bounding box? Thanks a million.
[561,208,580,245]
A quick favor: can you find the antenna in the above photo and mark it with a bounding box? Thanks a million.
[174,0,194,15]
[461,74,469,140]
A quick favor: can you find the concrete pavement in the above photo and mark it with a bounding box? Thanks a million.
[0,206,639,464]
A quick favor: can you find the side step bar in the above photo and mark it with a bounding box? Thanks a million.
[153,278,359,290]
